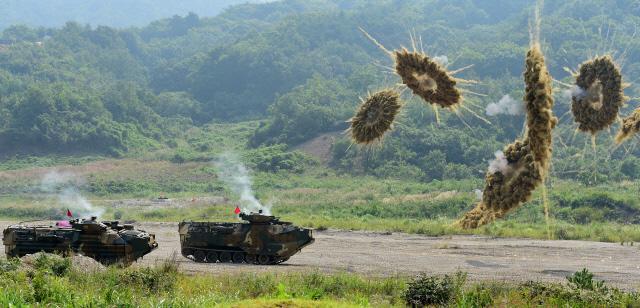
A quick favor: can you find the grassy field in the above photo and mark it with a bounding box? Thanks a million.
[0,121,639,243]
[0,255,637,307]
[0,161,639,243]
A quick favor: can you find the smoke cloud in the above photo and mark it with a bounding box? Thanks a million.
[473,189,483,201]
[488,151,510,174]
[486,95,523,116]
[432,55,449,67]
[40,171,104,218]
[562,85,586,101]
[214,153,271,215]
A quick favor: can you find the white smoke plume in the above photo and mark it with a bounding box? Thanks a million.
[40,171,104,218]
[473,189,483,201]
[214,153,271,216]
[486,95,523,116]
[432,55,449,67]
[488,151,510,174]
[562,85,586,101]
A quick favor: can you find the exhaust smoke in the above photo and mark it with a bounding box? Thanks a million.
[40,171,104,218]
[214,153,271,215]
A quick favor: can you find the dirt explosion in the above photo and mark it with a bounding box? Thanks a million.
[616,107,640,144]
[349,90,402,144]
[350,29,479,145]
[458,46,557,229]
[394,48,462,108]
[570,56,625,134]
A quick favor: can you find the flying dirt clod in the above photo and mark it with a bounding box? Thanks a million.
[458,46,556,229]
[394,48,462,108]
[571,56,625,134]
[615,107,640,144]
[349,89,402,144]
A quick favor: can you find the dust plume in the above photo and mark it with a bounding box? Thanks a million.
[488,151,510,174]
[562,85,586,101]
[432,55,449,67]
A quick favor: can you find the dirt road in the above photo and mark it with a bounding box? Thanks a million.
[3,222,639,289]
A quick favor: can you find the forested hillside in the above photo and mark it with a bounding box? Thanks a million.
[1,0,639,183]
[0,0,270,29]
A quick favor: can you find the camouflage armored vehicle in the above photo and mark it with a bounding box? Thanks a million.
[179,212,314,265]
[2,217,158,265]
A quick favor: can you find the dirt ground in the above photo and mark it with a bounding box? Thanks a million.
[2,221,639,290]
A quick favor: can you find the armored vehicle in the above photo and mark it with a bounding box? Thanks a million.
[2,217,158,265]
[179,212,314,265]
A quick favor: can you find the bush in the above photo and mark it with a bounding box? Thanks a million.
[566,268,605,291]
[620,157,640,179]
[33,253,72,277]
[32,272,73,304]
[522,269,631,307]
[404,272,466,307]
[245,144,315,173]
[118,260,178,292]
[443,163,474,180]
[459,286,494,308]
[0,258,21,272]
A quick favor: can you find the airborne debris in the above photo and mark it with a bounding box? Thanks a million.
[358,27,487,128]
[570,56,625,134]
[615,107,640,144]
[458,45,556,229]
[349,90,402,144]
[394,48,462,108]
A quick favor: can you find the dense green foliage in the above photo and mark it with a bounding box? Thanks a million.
[0,1,639,245]
[0,0,267,29]
[2,0,639,183]
[404,272,465,306]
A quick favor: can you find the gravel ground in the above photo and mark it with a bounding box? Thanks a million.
[2,221,639,290]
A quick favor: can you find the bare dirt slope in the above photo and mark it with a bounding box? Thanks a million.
[2,222,639,289]
[293,132,341,164]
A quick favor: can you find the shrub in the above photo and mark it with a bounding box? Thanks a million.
[32,272,73,303]
[458,286,494,308]
[0,258,21,272]
[33,253,71,277]
[522,269,633,307]
[566,268,605,291]
[245,144,315,173]
[404,272,466,307]
[118,259,178,292]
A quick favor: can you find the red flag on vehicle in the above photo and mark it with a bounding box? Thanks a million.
[66,209,73,218]
[234,206,241,214]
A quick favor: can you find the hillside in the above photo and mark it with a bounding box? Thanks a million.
[0,0,271,29]
[1,0,639,182]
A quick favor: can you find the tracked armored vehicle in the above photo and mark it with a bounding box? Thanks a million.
[2,217,158,265]
[179,212,314,265]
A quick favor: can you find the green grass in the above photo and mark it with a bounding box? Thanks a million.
[1,120,639,243]
[0,257,637,307]
[1,163,640,242]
